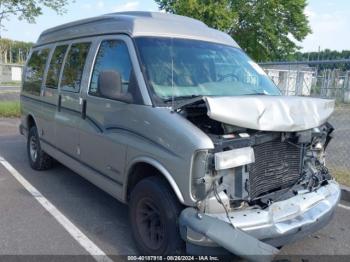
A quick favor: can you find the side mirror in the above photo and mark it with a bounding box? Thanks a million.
[98,70,133,103]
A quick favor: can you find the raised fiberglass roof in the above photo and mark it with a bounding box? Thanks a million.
[36,11,239,47]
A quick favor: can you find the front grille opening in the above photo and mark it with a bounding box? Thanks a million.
[248,140,302,199]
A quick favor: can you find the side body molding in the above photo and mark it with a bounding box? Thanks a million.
[125,157,185,204]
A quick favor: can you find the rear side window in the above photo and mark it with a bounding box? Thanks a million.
[89,40,132,97]
[45,45,68,89]
[23,48,50,95]
[60,42,91,92]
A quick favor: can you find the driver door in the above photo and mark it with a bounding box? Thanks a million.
[78,36,138,185]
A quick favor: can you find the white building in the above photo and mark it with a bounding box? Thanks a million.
[261,64,314,96]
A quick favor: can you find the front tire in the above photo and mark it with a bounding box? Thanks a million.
[129,176,184,255]
[27,126,53,170]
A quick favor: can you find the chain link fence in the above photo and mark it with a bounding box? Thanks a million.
[261,60,350,185]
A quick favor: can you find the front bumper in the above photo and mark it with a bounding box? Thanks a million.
[181,180,341,249]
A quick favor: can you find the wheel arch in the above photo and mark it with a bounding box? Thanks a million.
[125,157,185,204]
[27,114,36,129]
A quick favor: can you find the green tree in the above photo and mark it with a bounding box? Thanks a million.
[0,38,33,63]
[0,0,72,37]
[155,0,311,61]
[156,0,237,31]
[292,49,350,70]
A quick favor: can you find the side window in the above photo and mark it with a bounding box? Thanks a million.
[45,45,68,89]
[89,40,132,97]
[60,42,91,92]
[23,48,50,95]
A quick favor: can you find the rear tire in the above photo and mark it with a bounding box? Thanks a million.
[27,126,53,170]
[129,176,184,255]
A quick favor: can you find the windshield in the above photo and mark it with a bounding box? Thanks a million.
[135,37,281,103]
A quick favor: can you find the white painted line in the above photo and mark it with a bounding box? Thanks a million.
[338,204,350,210]
[0,156,113,262]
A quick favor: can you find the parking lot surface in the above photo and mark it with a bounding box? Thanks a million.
[0,86,19,101]
[0,118,349,260]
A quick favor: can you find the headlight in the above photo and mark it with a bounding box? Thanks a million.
[214,147,255,170]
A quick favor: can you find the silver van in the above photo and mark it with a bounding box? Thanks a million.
[20,11,340,258]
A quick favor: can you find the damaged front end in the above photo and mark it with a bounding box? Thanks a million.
[178,96,341,257]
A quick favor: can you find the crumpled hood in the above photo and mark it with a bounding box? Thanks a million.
[204,96,335,132]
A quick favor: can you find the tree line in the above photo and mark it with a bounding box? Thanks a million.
[0,0,70,64]
[0,38,33,64]
[293,49,350,62]
[293,50,350,71]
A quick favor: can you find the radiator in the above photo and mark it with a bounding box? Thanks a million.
[248,140,302,199]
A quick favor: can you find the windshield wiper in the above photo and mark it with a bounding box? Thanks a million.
[163,95,201,103]
[244,92,268,96]
[163,95,204,111]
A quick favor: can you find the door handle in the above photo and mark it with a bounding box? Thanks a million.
[58,94,62,112]
[81,99,87,120]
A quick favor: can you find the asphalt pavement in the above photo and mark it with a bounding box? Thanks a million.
[0,86,20,101]
[0,118,349,260]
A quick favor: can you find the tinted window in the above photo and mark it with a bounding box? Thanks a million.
[45,45,68,89]
[61,42,91,92]
[89,40,132,97]
[23,48,50,95]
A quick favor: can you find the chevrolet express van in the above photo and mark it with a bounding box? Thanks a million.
[20,11,340,258]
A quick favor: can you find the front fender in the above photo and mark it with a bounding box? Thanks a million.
[124,156,185,204]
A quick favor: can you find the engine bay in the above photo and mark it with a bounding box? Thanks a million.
[178,100,335,212]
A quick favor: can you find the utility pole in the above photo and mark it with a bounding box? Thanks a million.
[0,1,2,40]
[315,46,321,96]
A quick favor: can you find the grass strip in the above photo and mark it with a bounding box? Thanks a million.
[0,101,20,118]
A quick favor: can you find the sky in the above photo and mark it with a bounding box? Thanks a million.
[1,0,349,52]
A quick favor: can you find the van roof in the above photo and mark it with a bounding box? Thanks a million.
[36,11,239,47]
